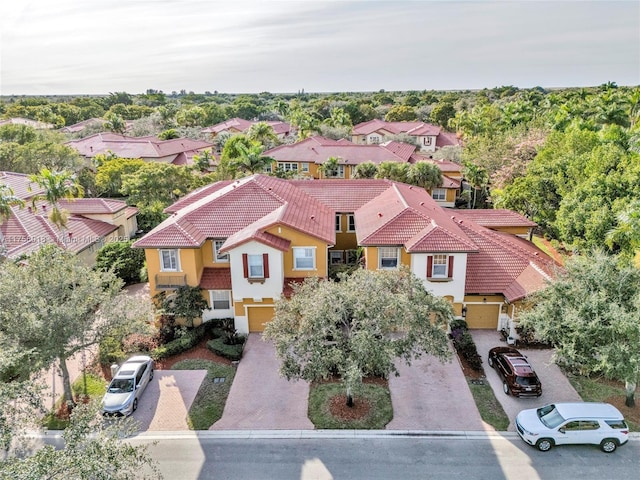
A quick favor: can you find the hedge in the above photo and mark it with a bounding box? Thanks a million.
[206,336,246,362]
[151,323,208,360]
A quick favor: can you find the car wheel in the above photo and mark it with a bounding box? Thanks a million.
[600,439,618,453]
[133,398,138,412]
[150,369,154,381]
[488,356,494,368]
[503,382,510,395]
[536,438,554,452]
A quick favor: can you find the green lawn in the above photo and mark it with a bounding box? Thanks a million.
[308,382,393,429]
[43,373,107,430]
[466,378,510,431]
[171,359,236,430]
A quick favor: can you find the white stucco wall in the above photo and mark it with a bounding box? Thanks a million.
[411,252,468,302]
[228,241,284,301]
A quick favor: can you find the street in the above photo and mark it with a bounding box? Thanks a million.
[120,432,640,480]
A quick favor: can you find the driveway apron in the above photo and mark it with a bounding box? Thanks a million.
[386,347,486,431]
[471,330,582,431]
[211,334,314,430]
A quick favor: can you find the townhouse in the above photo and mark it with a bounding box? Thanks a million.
[133,174,557,334]
[201,118,293,140]
[351,119,461,152]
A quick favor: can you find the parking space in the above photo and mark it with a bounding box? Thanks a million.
[471,330,582,431]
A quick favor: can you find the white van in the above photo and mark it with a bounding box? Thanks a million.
[515,402,629,452]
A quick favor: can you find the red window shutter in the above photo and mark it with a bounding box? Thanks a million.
[263,253,269,278]
[448,256,454,278]
[426,256,433,278]
[242,253,248,278]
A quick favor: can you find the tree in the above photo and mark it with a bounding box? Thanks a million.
[103,112,127,133]
[607,200,640,261]
[233,142,274,175]
[28,168,84,236]
[0,183,24,258]
[376,161,410,183]
[95,240,146,284]
[518,252,640,407]
[263,268,453,407]
[430,101,456,128]
[247,122,278,149]
[408,161,443,191]
[353,161,378,179]
[95,157,146,197]
[385,105,417,122]
[318,156,341,178]
[462,161,488,209]
[0,246,152,409]
[155,285,208,328]
[0,401,162,479]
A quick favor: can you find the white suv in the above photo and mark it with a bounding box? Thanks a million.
[516,402,629,453]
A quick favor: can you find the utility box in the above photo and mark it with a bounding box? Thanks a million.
[110,363,119,378]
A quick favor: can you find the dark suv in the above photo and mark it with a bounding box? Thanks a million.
[488,346,542,397]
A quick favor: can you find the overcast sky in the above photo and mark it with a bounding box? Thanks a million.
[1,0,638,96]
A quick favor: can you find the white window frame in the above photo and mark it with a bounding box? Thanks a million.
[423,136,433,146]
[335,214,342,232]
[210,290,231,310]
[301,162,310,172]
[213,240,229,263]
[330,250,344,265]
[347,214,356,232]
[370,135,380,144]
[248,254,264,278]
[432,254,447,277]
[160,249,179,272]
[293,247,316,270]
[278,162,298,172]
[431,188,446,201]
[378,247,399,269]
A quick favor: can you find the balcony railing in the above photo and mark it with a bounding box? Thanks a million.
[155,274,187,289]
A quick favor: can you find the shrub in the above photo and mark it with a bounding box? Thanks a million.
[449,318,468,334]
[95,240,146,284]
[150,323,207,360]
[122,332,158,354]
[207,336,246,361]
[452,329,483,372]
[98,336,126,365]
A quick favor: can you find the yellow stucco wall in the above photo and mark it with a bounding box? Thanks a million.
[264,224,329,277]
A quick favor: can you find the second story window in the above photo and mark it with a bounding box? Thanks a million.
[432,254,447,277]
[248,254,264,278]
[242,253,270,281]
[293,247,316,270]
[335,214,342,232]
[213,240,229,263]
[160,249,179,271]
[431,188,446,201]
[378,247,399,269]
[301,162,310,172]
[278,162,298,172]
[347,214,356,232]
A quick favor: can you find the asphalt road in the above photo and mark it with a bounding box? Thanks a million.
[124,432,640,480]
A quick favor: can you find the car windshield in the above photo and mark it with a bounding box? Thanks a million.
[108,378,134,393]
[516,376,538,386]
[537,404,565,429]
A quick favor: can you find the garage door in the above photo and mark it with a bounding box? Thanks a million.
[247,306,275,332]
[465,304,500,329]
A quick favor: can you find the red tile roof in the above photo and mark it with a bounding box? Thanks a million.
[57,198,128,214]
[352,120,462,147]
[453,209,537,228]
[291,179,393,212]
[0,171,44,200]
[199,267,232,289]
[201,118,292,136]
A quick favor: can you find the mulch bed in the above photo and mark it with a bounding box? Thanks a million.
[329,395,371,420]
[154,337,233,370]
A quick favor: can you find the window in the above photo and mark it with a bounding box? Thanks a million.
[423,136,433,146]
[213,240,229,263]
[248,254,264,278]
[160,249,179,271]
[210,290,231,310]
[135,364,147,385]
[335,214,342,232]
[432,254,447,277]
[294,247,315,270]
[278,162,298,172]
[336,165,345,178]
[427,254,454,280]
[347,214,356,232]
[431,188,446,201]
[330,250,344,265]
[242,253,269,280]
[370,136,380,144]
[301,162,310,172]
[378,247,399,269]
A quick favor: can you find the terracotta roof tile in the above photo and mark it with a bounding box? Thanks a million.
[291,179,392,212]
[453,209,537,228]
[199,267,232,289]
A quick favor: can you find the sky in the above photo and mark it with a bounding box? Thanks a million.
[1,0,638,96]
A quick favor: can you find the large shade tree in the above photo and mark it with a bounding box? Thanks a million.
[518,251,640,407]
[0,245,153,410]
[264,268,453,406]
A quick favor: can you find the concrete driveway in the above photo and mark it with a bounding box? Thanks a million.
[386,346,486,431]
[471,330,581,431]
[211,334,314,430]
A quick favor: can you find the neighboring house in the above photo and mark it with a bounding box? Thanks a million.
[351,119,461,152]
[0,171,138,265]
[59,118,105,134]
[133,174,557,334]
[65,133,214,167]
[202,118,293,140]
[452,209,537,239]
[0,117,55,130]
[264,136,461,206]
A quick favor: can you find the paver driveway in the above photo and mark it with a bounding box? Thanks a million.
[472,330,581,431]
[211,334,313,430]
[386,346,486,431]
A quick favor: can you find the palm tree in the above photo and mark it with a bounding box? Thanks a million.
[353,161,378,179]
[318,157,341,178]
[408,162,443,191]
[28,168,84,242]
[462,161,488,209]
[0,183,24,259]
[234,143,274,175]
[247,122,278,149]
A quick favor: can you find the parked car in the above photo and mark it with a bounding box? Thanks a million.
[516,402,629,452]
[487,346,542,397]
[102,355,154,416]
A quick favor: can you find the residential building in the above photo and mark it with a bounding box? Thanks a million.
[133,174,557,334]
[202,118,293,140]
[351,119,461,152]
[0,171,138,264]
[264,136,461,206]
[65,133,214,167]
